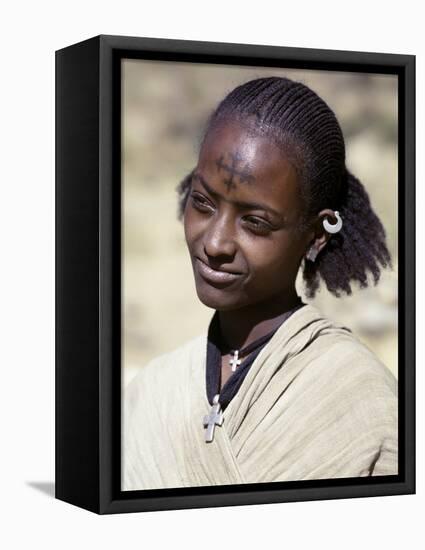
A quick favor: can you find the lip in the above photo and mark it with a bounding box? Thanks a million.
[195,258,243,285]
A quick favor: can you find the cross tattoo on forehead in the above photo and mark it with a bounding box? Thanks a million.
[215,151,256,191]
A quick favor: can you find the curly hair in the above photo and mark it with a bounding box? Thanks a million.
[175,76,392,299]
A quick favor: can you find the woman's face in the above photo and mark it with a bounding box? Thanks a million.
[183,120,312,312]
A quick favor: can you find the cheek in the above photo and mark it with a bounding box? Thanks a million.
[246,237,301,281]
[183,207,202,250]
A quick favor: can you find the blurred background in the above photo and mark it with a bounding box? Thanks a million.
[122,59,398,387]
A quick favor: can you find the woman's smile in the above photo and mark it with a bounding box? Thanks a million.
[195,257,245,287]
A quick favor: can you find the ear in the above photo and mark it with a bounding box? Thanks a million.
[308,209,336,253]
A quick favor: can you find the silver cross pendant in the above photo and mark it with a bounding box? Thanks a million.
[229,349,242,372]
[203,394,224,443]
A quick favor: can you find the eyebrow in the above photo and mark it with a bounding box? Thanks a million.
[192,172,284,220]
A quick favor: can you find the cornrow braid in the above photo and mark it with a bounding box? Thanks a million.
[176,76,392,299]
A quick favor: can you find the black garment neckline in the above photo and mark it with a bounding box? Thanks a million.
[205,298,306,409]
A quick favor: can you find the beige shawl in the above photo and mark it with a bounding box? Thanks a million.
[122,303,397,491]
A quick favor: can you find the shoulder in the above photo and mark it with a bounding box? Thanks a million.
[319,326,396,395]
[124,333,206,410]
[299,304,397,414]
[304,303,395,374]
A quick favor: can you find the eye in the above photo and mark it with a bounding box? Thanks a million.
[190,192,214,213]
[243,216,273,235]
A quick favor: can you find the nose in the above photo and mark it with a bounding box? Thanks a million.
[203,212,237,259]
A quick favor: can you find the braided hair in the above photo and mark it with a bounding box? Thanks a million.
[176,76,392,299]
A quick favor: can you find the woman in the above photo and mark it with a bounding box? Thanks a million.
[123,76,397,491]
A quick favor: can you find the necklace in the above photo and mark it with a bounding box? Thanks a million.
[203,298,305,443]
[203,394,223,443]
[228,328,284,372]
[229,350,241,372]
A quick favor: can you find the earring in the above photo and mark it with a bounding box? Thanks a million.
[323,211,343,234]
[305,244,320,262]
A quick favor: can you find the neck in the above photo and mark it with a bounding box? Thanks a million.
[218,288,301,352]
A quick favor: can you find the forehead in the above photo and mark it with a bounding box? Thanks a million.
[197,120,302,214]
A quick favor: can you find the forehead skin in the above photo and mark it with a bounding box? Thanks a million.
[197,121,303,225]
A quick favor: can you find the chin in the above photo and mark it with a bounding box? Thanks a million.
[195,283,248,312]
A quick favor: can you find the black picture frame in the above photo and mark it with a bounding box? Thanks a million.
[55,34,415,514]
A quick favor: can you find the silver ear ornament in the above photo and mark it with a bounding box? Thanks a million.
[305,245,320,262]
[323,211,343,234]
[306,211,343,262]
